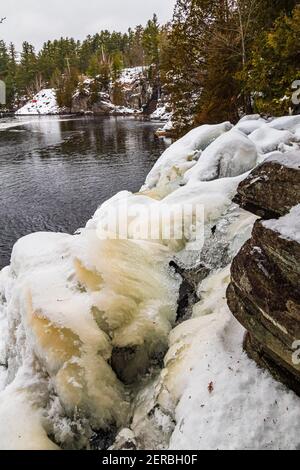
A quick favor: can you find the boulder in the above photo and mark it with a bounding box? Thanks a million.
[234,151,300,219]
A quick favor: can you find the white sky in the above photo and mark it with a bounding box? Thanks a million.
[0,0,176,52]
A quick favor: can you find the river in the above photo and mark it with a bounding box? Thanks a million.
[0,115,170,268]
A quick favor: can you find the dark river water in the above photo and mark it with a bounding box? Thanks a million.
[0,116,170,269]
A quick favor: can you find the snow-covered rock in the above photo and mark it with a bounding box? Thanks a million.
[227,153,300,403]
[263,204,300,244]
[143,122,233,196]
[269,115,300,131]
[150,104,172,122]
[235,117,267,135]
[118,67,146,86]
[15,89,59,115]
[72,67,154,115]
[184,128,257,184]
[249,125,295,154]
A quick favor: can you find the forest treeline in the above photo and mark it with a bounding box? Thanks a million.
[164,0,300,134]
[0,14,163,110]
[0,0,299,134]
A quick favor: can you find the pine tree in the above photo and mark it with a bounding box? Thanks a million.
[163,0,299,135]
[56,67,79,110]
[164,0,220,134]
[111,51,123,81]
[87,54,102,78]
[0,40,9,78]
[16,42,37,95]
[142,14,160,66]
[126,25,145,66]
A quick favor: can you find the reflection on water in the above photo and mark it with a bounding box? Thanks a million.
[0,116,170,268]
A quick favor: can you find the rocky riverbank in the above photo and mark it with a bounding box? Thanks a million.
[227,151,300,395]
[14,67,173,123]
[1,114,300,450]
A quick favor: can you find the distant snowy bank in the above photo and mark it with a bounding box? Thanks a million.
[15,67,168,118]
[1,114,300,450]
[16,89,59,116]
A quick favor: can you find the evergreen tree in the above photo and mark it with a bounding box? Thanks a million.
[56,67,79,110]
[243,4,300,115]
[87,54,102,78]
[111,51,123,81]
[16,42,37,95]
[164,0,299,135]
[142,14,160,66]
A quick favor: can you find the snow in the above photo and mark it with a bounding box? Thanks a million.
[1,113,300,449]
[168,307,300,450]
[15,89,59,116]
[118,67,146,86]
[269,115,300,131]
[263,205,300,244]
[162,119,173,132]
[264,150,300,170]
[184,129,257,184]
[239,114,262,122]
[0,372,59,450]
[150,104,172,122]
[163,174,248,228]
[143,122,233,196]
[110,105,140,115]
[235,118,267,135]
[249,125,295,154]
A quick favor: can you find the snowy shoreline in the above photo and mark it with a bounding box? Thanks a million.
[0,114,300,450]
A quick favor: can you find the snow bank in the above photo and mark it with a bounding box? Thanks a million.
[269,115,300,131]
[0,372,59,450]
[184,129,257,184]
[110,106,139,115]
[163,174,247,227]
[249,125,295,154]
[264,150,300,169]
[16,89,59,115]
[143,122,233,196]
[235,118,267,135]
[168,307,300,450]
[239,114,262,122]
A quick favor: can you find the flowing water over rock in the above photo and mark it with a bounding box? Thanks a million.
[0,116,170,268]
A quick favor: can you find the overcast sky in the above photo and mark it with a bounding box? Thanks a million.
[0,0,176,52]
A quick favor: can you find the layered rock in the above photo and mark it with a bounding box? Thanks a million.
[233,151,300,218]
[72,90,116,115]
[227,151,300,394]
[71,67,159,116]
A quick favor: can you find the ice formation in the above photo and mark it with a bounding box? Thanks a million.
[0,222,180,448]
[1,113,300,449]
[143,122,233,197]
[183,128,258,184]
